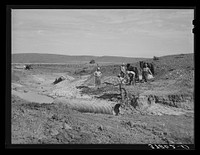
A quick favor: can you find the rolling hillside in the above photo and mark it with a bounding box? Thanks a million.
[12,53,147,64]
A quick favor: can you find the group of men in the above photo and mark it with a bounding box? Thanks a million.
[118,61,155,85]
[93,61,155,88]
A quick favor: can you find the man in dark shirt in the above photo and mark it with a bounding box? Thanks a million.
[126,63,137,85]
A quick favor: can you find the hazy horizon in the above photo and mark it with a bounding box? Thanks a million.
[12,52,193,59]
[12,9,194,58]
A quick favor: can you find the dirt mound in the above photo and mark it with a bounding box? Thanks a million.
[53,76,66,84]
[46,76,88,98]
[63,75,75,81]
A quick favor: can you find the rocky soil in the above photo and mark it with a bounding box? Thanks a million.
[11,53,194,145]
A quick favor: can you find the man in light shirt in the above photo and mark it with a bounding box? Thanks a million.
[142,63,153,82]
[94,67,102,89]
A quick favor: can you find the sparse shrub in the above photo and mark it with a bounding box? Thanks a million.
[153,56,159,61]
[89,59,95,64]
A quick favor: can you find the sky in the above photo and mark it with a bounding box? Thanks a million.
[12,9,194,58]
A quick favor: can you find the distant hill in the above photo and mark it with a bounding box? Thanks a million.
[12,53,147,64]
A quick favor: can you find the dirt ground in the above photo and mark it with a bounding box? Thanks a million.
[11,54,194,145]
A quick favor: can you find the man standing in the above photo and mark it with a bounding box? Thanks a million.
[142,63,153,82]
[126,63,136,85]
[120,63,126,78]
[94,67,102,88]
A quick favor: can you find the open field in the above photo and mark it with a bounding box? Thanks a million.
[11,53,194,144]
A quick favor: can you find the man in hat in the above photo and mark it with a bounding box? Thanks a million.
[120,63,126,78]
